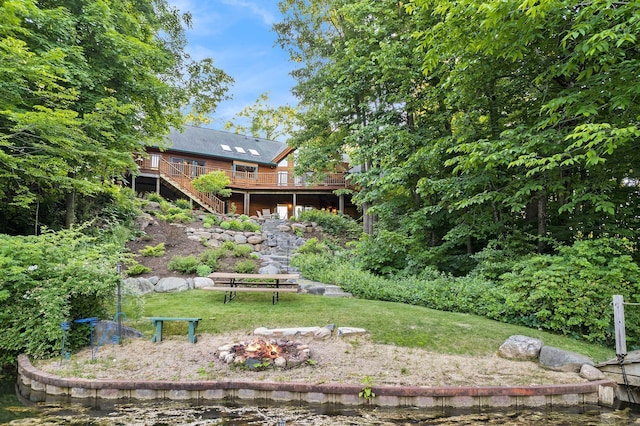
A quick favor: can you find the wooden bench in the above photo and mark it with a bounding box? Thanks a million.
[204,272,299,304]
[149,317,201,343]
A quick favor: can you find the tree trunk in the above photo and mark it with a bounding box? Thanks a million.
[537,194,547,253]
[65,190,76,229]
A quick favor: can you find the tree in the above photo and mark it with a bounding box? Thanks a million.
[192,171,232,198]
[0,0,233,234]
[224,92,299,141]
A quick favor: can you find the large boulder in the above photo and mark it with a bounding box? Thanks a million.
[539,346,594,372]
[155,277,189,293]
[124,277,155,295]
[497,335,543,360]
[193,277,215,288]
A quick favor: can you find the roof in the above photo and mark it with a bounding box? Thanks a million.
[163,126,288,166]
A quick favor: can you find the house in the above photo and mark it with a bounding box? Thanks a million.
[129,125,356,219]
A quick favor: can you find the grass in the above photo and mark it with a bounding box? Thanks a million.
[129,290,615,362]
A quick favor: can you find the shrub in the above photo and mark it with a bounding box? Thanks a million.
[196,264,213,277]
[499,237,640,346]
[296,209,360,239]
[232,244,253,257]
[199,249,225,269]
[228,219,243,231]
[139,243,165,257]
[174,199,192,210]
[125,262,151,276]
[203,214,221,229]
[234,259,258,273]
[167,255,200,274]
[145,193,164,203]
[296,237,330,255]
[242,221,261,232]
[220,221,231,230]
[0,226,119,368]
[238,214,250,221]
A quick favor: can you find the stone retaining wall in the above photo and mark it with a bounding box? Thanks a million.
[17,354,617,410]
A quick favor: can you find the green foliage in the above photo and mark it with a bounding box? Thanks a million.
[125,262,151,276]
[296,210,360,240]
[174,199,192,210]
[232,244,253,258]
[220,221,231,230]
[295,237,330,255]
[203,214,222,229]
[199,249,225,270]
[227,219,244,231]
[192,171,232,197]
[167,255,199,274]
[139,243,166,257]
[242,220,261,232]
[234,259,258,274]
[238,214,250,221]
[196,264,213,277]
[0,0,232,232]
[358,375,376,402]
[499,238,640,346]
[145,193,164,203]
[352,230,410,275]
[0,226,120,368]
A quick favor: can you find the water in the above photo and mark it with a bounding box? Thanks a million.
[3,375,640,425]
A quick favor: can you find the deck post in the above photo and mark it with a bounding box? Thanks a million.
[613,294,627,356]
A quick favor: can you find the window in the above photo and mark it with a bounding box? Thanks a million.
[232,161,258,180]
[235,146,246,154]
[220,144,232,151]
[249,149,260,156]
[277,171,289,186]
[170,157,206,177]
[151,154,160,169]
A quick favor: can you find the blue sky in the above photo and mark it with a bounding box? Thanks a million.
[168,0,296,133]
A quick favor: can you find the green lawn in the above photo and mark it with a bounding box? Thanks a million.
[129,290,615,362]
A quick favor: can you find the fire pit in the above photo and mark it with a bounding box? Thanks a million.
[216,338,312,369]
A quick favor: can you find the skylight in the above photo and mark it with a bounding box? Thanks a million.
[249,149,260,156]
[235,147,246,153]
[220,144,232,151]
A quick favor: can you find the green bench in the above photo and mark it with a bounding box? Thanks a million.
[149,317,201,343]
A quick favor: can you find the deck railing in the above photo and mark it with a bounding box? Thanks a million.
[138,157,346,190]
[154,159,226,214]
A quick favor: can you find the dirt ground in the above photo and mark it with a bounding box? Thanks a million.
[36,332,586,388]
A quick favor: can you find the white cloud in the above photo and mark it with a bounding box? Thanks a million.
[219,0,277,26]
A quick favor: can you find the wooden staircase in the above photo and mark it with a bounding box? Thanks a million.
[157,159,226,214]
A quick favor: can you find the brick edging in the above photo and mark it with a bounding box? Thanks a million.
[17,354,618,408]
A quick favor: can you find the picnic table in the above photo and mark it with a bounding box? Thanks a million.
[203,272,299,304]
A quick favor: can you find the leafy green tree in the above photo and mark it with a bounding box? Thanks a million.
[224,92,299,141]
[0,0,233,234]
[192,171,232,198]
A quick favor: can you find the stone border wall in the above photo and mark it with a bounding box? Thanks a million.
[17,354,617,410]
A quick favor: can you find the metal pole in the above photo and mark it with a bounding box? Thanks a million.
[116,262,123,344]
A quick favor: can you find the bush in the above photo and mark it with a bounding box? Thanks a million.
[234,259,258,273]
[232,244,253,257]
[139,243,165,257]
[125,262,151,276]
[242,220,261,232]
[145,193,164,203]
[196,264,213,277]
[199,249,225,269]
[296,209,360,239]
[499,238,640,346]
[203,214,221,229]
[296,237,330,255]
[174,199,192,210]
[167,255,200,274]
[228,219,243,231]
[0,226,120,368]
[220,221,231,230]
